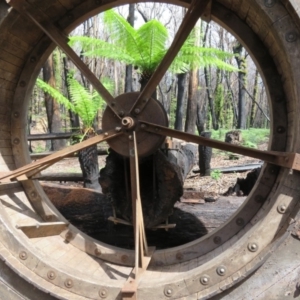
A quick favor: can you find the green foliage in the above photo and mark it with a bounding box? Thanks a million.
[70,9,238,80]
[242,140,257,148]
[211,128,269,158]
[36,75,113,131]
[211,169,221,181]
[36,79,75,111]
[70,9,168,74]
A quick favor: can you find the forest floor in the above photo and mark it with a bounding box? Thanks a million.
[43,141,267,199]
[40,142,267,247]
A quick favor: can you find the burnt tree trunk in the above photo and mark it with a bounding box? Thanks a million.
[185,69,198,134]
[124,4,135,93]
[198,131,212,176]
[175,72,187,131]
[100,147,196,228]
[78,132,101,191]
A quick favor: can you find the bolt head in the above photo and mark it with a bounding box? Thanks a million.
[64,279,73,288]
[248,243,258,252]
[47,270,56,280]
[164,287,173,297]
[277,205,287,214]
[134,108,141,114]
[19,251,27,260]
[99,288,108,298]
[200,275,210,285]
[216,266,226,276]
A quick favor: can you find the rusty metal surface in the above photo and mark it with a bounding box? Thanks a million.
[142,121,300,170]
[102,92,168,157]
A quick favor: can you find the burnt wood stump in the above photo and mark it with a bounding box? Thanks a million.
[199,131,212,176]
[99,149,185,228]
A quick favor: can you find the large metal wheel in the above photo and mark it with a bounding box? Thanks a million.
[1,0,300,299]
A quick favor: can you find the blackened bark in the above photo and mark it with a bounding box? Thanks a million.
[100,150,183,228]
[78,132,101,191]
[175,72,187,131]
[139,72,157,99]
[124,4,135,93]
[250,69,259,128]
[198,131,212,176]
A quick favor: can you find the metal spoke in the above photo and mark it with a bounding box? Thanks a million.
[0,129,122,183]
[7,0,121,118]
[140,121,300,171]
[129,0,211,115]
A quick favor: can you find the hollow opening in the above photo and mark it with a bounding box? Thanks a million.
[24,2,276,251]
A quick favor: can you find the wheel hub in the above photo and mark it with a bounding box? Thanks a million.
[102,92,168,157]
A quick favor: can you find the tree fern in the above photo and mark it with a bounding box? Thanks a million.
[36,78,75,111]
[37,75,112,131]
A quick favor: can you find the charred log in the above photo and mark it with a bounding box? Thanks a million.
[199,131,212,176]
[223,167,261,196]
[42,183,112,235]
[100,149,184,228]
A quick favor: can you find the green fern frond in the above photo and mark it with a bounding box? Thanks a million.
[67,76,97,128]
[104,9,146,64]
[36,78,75,111]
[136,20,168,72]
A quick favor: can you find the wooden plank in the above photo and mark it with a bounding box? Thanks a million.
[16,222,68,238]
[0,48,24,67]
[0,37,27,59]
[180,199,205,204]
[0,67,19,84]
[0,57,22,74]
[121,247,155,300]
[0,129,121,182]
[0,155,14,164]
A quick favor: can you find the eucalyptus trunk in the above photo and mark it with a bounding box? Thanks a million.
[185,69,198,134]
[175,72,187,131]
[234,42,247,129]
[43,53,65,151]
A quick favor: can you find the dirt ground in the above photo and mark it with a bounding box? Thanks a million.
[43,147,264,199]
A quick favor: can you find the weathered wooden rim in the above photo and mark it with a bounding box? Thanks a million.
[0,0,300,299]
